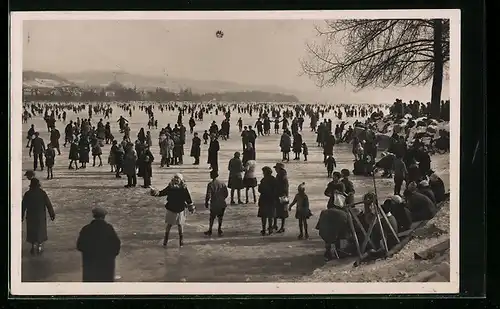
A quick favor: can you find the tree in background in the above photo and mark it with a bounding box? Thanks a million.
[301,19,449,118]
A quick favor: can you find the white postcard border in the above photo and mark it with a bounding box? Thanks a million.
[9,9,461,295]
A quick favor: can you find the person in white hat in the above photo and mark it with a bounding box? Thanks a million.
[151,173,195,248]
[418,180,436,205]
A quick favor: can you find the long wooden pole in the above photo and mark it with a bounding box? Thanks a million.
[372,173,389,253]
[346,208,362,259]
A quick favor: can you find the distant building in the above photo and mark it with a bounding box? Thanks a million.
[105,90,116,97]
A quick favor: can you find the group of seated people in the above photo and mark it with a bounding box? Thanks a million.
[316,169,447,261]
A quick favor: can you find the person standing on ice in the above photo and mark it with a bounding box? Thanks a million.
[151,173,195,248]
[77,207,121,282]
[204,170,229,237]
[22,178,55,256]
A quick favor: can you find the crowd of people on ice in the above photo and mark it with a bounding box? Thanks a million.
[21,98,449,281]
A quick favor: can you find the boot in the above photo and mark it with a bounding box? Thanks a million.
[162,232,169,247]
[179,234,184,247]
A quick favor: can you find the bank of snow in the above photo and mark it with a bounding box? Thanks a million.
[300,201,450,282]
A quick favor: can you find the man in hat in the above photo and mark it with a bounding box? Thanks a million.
[29,132,46,171]
[76,207,121,282]
[204,170,229,237]
[24,170,36,181]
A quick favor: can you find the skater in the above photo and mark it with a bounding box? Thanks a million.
[243,159,257,204]
[29,132,45,171]
[272,162,289,233]
[150,173,195,248]
[325,155,337,178]
[22,178,56,256]
[288,182,312,239]
[138,145,154,188]
[227,152,244,205]
[44,143,56,180]
[257,166,278,236]
[302,142,309,161]
[76,207,121,282]
[204,170,229,237]
[190,132,201,165]
[91,137,103,167]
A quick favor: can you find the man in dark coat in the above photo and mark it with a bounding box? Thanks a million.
[208,134,220,172]
[190,132,201,165]
[76,207,121,282]
[404,184,437,221]
[50,127,61,155]
[22,178,55,255]
[29,132,46,171]
[204,170,229,236]
[323,133,335,163]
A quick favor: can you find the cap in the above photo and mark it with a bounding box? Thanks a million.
[273,162,285,169]
[24,170,35,177]
[391,195,403,204]
[92,207,108,218]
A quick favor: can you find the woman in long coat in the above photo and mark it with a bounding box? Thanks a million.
[77,207,121,282]
[22,178,55,255]
[78,135,90,168]
[273,163,289,233]
[122,144,138,188]
[190,132,201,165]
[208,134,220,172]
[257,166,278,236]
[279,131,291,162]
[138,145,154,188]
[227,152,245,205]
[292,133,303,160]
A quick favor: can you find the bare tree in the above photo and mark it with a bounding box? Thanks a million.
[301,19,449,118]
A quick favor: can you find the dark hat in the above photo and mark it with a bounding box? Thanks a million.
[262,166,272,174]
[24,170,35,177]
[92,207,108,218]
[273,162,284,169]
[29,178,40,188]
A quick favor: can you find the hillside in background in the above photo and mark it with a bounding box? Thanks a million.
[23,70,75,88]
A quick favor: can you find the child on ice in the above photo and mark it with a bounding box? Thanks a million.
[288,182,312,239]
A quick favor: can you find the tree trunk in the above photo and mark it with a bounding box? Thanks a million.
[430,19,444,119]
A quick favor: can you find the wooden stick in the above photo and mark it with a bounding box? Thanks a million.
[374,204,389,253]
[348,207,376,250]
[346,209,362,259]
[372,173,388,253]
[376,203,401,244]
[360,216,377,253]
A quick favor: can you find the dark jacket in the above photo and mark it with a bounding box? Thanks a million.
[22,187,55,243]
[77,219,121,282]
[190,136,201,157]
[418,187,437,205]
[257,175,278,218]
[138,149,154,178]
[158,184,193,213]
[30,137,46,155]
[430,177,446,203]
[208,140,220,164]
[406,191,437,221]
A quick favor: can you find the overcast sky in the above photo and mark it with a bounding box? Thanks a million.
[23,20,448,102]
